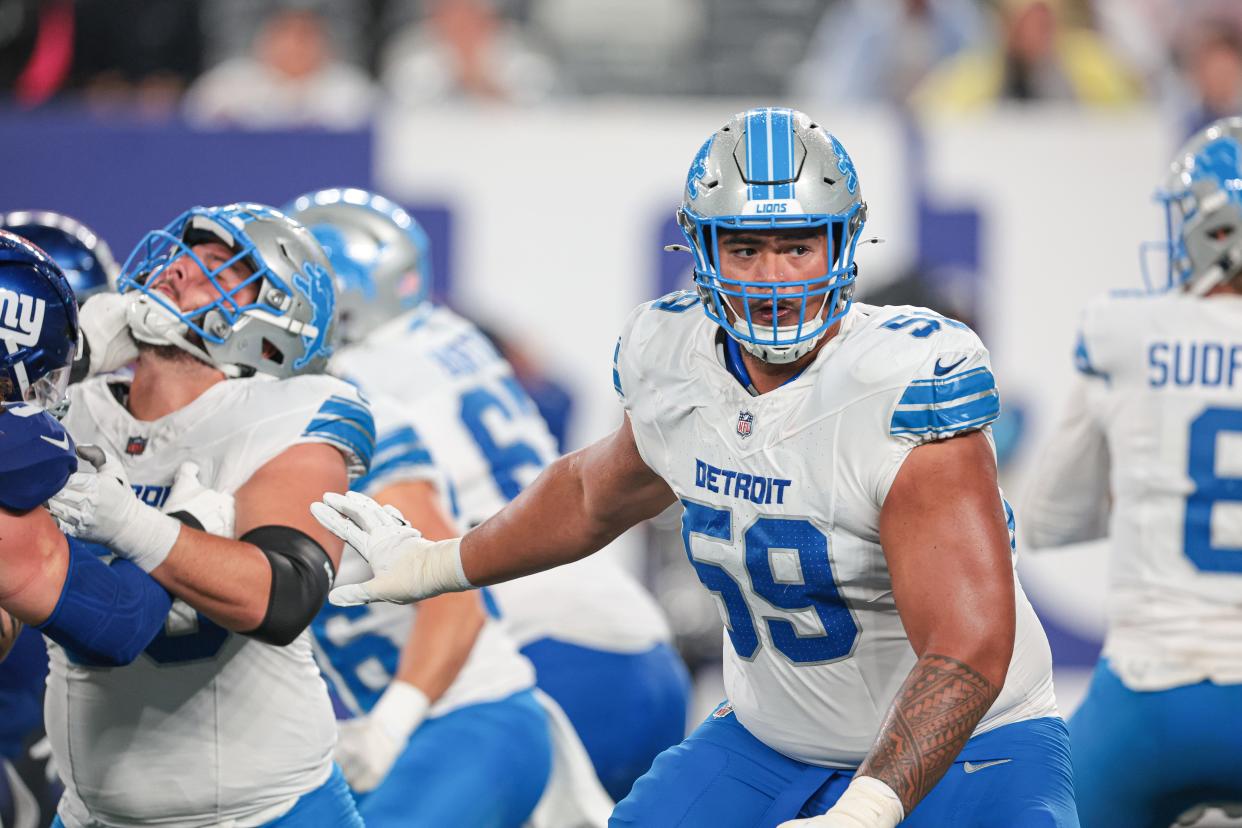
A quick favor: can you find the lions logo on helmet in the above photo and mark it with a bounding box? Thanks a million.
[1155,116,1242,294]
[674,107,868,365]
[117,203,337,378]
[284,188,432,348]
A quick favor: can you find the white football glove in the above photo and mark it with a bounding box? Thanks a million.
[79,292,138,376]
[777,777,904,828]
[311,491,471,606]
[47,445,181,573]
[163,461,235,538]
[334,681,430,793]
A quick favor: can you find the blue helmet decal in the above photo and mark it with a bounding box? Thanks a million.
[830,135,858,195]
[291,261,336,370]
[686,136,714,199]
[1191,136,1242,206]
[311,224,377,301]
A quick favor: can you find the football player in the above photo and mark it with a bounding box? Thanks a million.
[313,108,1078,827]
[289,188,692,803]
[0,211,121,828]
[45,204,371,827]
[1024,117,1242,827]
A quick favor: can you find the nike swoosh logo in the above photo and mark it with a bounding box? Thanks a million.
[39,434,70,450]
[933,356,967,377]
[963,759,1012,774]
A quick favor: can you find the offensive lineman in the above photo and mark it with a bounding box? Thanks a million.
[1025,117,1242,826]
[289,187,691,803]
[313,108,1076,826]
[45,204,372,827]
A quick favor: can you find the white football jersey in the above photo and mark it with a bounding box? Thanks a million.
[332,305,673,653]
[49,373,373,828]
[313,392,536,719]
[1026,291,1242,691]
[616,294,1057,767]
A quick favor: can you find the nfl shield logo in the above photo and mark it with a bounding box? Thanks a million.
[125,436,147,456]
[736,410,754,439]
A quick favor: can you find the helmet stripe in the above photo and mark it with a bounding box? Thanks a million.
[771,108,794,200]
[746,109,766,201]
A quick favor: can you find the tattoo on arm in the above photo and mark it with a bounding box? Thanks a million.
[856,653,999,815]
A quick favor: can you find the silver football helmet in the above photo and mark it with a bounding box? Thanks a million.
[118,203,337,378]
[676,107,867,364]
[285,188,431,347]
[1159,116,1242,294]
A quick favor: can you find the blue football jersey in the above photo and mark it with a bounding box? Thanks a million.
[0,404,75,511]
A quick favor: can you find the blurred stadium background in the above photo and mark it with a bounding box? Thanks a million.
[2,0,1239,810]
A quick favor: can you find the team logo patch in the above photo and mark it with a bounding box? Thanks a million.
[712,703,734,719]
[736,410,754,439]
[0,289,46,347]
[125,436,147,455]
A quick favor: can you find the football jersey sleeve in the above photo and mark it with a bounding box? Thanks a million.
[867,322,1001,507]
[0,405,77,511]
[296,382,377,482]
[613,299,674,477]
[349,393,443,497]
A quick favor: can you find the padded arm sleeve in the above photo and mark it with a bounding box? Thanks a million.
[242,525,334,647]
[36,537,174,667]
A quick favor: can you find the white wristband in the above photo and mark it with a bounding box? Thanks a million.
[830,776,904,827]
[371,681,431,745]
[113,507,183,574]
[422,537,472,594]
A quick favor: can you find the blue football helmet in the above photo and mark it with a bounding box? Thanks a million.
[0,211,119,300]
[1152,117,1242,294]
[676,107,867,364]
[0,229,79,409]
[284,188,431,346]
[118,203,337,378]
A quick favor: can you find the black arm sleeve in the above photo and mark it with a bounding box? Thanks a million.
[240,525,335,647]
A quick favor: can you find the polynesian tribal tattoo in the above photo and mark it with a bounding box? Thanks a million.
[856,653,999,815]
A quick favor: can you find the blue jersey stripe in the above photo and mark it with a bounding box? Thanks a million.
[305,417,376,469]
[612,339,624,398]
[890,392,1000,435]
[351,448,436,493]
[771,108,794,199]
[898,367,996,406]
[375,425,427,456]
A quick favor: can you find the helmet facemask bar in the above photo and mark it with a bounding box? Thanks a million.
[119,215,286,349]
[682,202,863,363]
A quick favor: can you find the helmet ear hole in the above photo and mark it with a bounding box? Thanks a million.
[261,338,285,365]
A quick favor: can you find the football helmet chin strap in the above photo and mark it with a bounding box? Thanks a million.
[126,294,244,377]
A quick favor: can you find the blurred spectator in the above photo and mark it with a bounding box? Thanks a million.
[792,0,987,106]
[381,0,557,105]
[913,0,1140,110]
[1178,17,1242,136]
[185,6,375,128]
[199,0,369,70]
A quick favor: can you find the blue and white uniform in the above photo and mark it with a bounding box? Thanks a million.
[311,393,548,827]
[0,404,77,827]
[609,296,1073,827]
[1026,290,1242,827]
[48,374,373,828]
[333,304,691,801]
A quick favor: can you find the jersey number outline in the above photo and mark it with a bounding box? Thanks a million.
[680,499,859,664]
[459,376,550,502]
[1184,406,1242,573]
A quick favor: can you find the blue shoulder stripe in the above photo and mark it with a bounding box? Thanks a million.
[612,339,623,398]
[304,394,376,471]
[352,425,435,493]
[891,365,1001,436]
[1074,332,1108,379]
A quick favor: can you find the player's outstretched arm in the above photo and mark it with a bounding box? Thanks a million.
[1022,376,1111,548]
[820,432,1015,826]
[317,414,676,606]
[50,442,348,642]
[333,479,486,792]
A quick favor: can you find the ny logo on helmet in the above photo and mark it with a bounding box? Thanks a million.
[0,289,46,347]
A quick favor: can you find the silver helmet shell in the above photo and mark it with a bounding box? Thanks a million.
[285,188,431,347]
[677,107,867,364]
[1159,117,1242,294]
[118,203,337,378]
